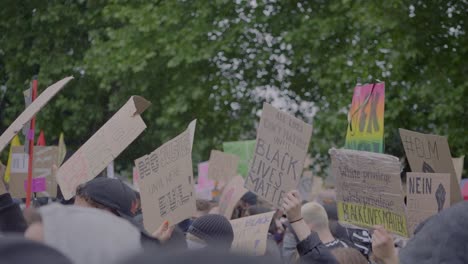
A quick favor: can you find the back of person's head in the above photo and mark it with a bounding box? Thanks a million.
[25,203,142,264]
[331,247,368,264]
[301,202,329,231]
[75,177,138,218]
[0,236,72,264]
[240,192,257,206]
[195,199,212,218]
[400,201,468,264]
[187,214,234,250]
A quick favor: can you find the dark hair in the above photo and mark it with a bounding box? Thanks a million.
[75,184,119,215]
[196,199,212,213]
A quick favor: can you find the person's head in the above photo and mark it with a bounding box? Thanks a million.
[194,199,212,219]
[233,192,257,218]
[301,202,329,232]
[187,214,234,251]
[331,247,368,264]
[0,236,72,264]
[74,177,138,218]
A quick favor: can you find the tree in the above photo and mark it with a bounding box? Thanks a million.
[0,0,466,177]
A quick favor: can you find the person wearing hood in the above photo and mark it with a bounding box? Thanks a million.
[73,177,177,248]
[24,203,143,264]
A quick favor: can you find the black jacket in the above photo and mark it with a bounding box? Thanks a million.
[0,193,27,233]
[297,232,339,264]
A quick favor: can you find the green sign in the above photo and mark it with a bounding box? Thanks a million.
[223,140,256,178]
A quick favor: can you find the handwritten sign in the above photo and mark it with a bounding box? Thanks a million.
[406,173,451,234]
[330,148,408,237]
[207,150,239,182]
[223,140,256,178]
[230,211,275,256]
[9,146,59,198]
[0,77,73,154]
[345,83,385,153]
[245,103,313,208]
[137,120,196,232]
[219,175,248,219]
[56,96,150,200]
[399,129,462,204]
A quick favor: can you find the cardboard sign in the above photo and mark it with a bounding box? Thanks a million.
[9,146,59,198]
[406,173,451,234]
[0,77,73,154]
[56,96,150,200]
[330,148,408,237]
[219,175,248,219]
[453,156,464,183]
[136,120,196,232]
[399,129,462,204]
[207,150,239,182]
[230,211,275,256]
[345,83,385,153]
[197,161,214,189]
[223,140,256,178]
[195,184,213,200]
[0,162,6,195]
[245,103,313,208]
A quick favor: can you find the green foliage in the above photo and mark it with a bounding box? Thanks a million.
[0,0,466,177]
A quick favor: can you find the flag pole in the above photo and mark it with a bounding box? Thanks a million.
[25,78,38,208]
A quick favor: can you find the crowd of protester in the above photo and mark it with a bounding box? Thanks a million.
[1,175,467,264]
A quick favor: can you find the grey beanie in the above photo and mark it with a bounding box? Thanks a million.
[188,214,234,248]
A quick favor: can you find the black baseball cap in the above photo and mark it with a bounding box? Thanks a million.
[76,177,137,218]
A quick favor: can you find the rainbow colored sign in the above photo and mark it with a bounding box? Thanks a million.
[345,83,385,153]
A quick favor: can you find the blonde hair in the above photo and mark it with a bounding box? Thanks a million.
[301,202,329,230]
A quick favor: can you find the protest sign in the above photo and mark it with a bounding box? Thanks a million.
[406,172,451,234]
[0,162,6,195]
[9,146,59,198]
[223,140,256,178]
[399,129,462,204]
[137,120,196,232]
[230,211,275,256]
[56,96,150,200]
[0,77,73,154]
[219,175,248,219]
[197,161,214,189]
[207,150,239,182]
[345,83,385,153]
[453,156,464,183]
[330,148,408,237]
[195,162,214,199]
[195,184,213,200]
[245,103,313,208]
